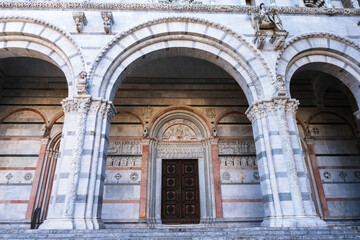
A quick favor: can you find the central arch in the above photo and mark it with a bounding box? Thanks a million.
[89,17,275,104]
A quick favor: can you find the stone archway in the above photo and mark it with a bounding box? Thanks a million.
[89,17,275,104]
[275,32,360,107]
[146,108,214,226]
[0,16,85,97]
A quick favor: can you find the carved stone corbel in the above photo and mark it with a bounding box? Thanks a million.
[101,12,114,34]
[253,31,267,49]
[72,12,87,33]
[269,30,289,50]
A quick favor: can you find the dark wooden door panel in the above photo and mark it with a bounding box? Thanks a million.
[161,159,200,224]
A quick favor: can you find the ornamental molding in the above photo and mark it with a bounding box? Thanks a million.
[91,17,273,100]
[0,16,85,69]
[0,2,359,15]
[276,32,360,73]
[157,142,204,159]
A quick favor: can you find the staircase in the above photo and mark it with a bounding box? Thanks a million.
[1,226,360,240]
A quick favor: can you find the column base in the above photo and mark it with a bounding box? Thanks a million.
[261,216,327,228]
[39,218,105,229]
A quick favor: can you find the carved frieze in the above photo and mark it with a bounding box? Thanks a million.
[218,141,256,155]
[157,142,203,158]
[107,141,142,155]
[219,156,257,167]
[162,124,197,141]
[106,156,142,167]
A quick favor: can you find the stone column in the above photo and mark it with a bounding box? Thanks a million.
[39,97,116,229]
[246,97,326,227]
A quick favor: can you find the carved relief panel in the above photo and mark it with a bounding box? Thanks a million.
[106,141,142,167]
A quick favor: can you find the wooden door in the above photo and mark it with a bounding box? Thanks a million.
[161,159,200,224]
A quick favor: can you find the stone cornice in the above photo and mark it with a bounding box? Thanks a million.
[0,1,359,16]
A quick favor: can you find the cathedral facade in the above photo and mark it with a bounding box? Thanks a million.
[0,0,359,230]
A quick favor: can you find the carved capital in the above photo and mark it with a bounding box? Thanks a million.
[101,11,114,34]
[72,12,87,33]
[105,102,117,121]
[285,99,299,116]
[245,103,261,123]
[61,97,91,114]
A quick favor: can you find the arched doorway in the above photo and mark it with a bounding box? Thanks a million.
[0,57,67,226]
[101,54,263,227]
[290,67,360,221]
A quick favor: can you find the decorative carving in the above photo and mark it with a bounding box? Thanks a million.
[212,123,217,138]
[308,127,320,135]
[0,3,358,15]
[72,12,87,33]
[114,172,122,180]
[61,97,91,114]
[157,143,203,159]
[274,74,287,96]
[253,31,267,49]
[106,156,142,167]
[339,171,347,180]
[249,4,288,50]
[249,3,284,32]
[218,141,256,155]
[323,171,331,179]
[130,172,139,181]
[206,108,217,122]
[163,124,197,141]
[76,71,89,95]
[222,172,231,180]
[24,172,32,181]
[238,172,245,182]
[143,123,149,138]
[141,106,153,122]
[107,141,142,155]
[253,171,260,180]
[5,173,13,181]
[64,97,91,217]
[41,124,50,137]
[219,156,257,167]
[101,11,114,34]
[246,98,299,122]
[269,30,288,50]
[354,171,360,180]
[159,0,195,4]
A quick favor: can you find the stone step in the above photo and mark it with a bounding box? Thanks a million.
[1,227,360,240]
